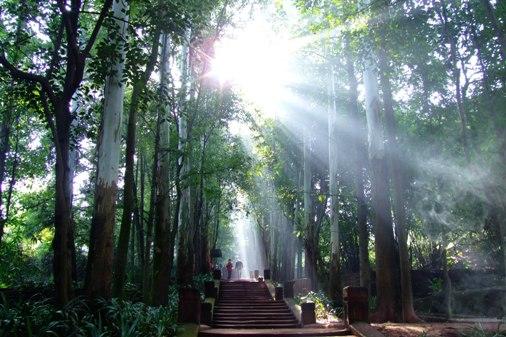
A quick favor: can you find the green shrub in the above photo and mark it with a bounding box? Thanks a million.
[0,296,178,337]
[460,325,506,337]
[295,291,342,319]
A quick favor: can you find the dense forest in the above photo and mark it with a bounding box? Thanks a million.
[0,0,504,336]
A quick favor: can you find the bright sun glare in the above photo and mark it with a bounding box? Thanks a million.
[210,16,295,115]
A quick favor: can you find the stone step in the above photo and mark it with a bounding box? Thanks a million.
[216,301,281,305]
[199,327,353,337]
[215,308,290,312]
[214,312,294,317]
[214,312,292,316]
[213,313,295,322]
[214,319,298,324]
[215,306,288,310]
[212,323,299,329]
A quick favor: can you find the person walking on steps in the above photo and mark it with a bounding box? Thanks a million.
[235,260,243,279]
[226,259,233,280]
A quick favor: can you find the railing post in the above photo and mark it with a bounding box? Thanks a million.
[284,280,294,298]
[301,302,316,325]
[204,281,217,298]
[264,269,271,280]
[275,286,284,300]
[178,288,201,323]
[212,269,221,280]
[254,270,260,279]
[343,286,369,325]
[201,302,213,325]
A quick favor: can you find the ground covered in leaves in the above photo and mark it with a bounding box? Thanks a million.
[373,322,506,337]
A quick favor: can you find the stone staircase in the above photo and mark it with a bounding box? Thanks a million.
[213,281,299,329]
[198,280,355,337]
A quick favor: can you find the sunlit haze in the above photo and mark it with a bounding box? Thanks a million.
[210,10,297,117]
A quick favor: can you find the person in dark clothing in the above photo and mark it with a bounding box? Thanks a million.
[226,259,233,280]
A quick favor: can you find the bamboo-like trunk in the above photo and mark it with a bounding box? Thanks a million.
[152,33,172,305]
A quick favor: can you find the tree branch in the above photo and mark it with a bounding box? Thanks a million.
[83,0,113,56]
[0,54,56,104]
[47,19,65,79]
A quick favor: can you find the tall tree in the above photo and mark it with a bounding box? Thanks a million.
[302,125,317,288]
[363,46,398,321]
[113,25,161,298]
[0,0,113,305]
[344,38,370,293]
[152,33,172,305]
[86,0,129,299]
[327,62,342,303]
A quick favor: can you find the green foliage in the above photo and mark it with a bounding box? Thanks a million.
[460,326,506,337]
[191,273,213,298]
[0,296,178,337]
[295,291,341,319]
[429,277,444,296]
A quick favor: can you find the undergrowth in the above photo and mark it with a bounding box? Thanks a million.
[0,292,178,337]
[294,290,343,319]
[460,325,506,337]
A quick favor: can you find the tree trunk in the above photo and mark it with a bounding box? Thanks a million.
[113,26,160,298]
[53,100,74,305]
[3,125,19,228]
[328,63,342,303]
[296,240,303,278]
[363,54,398,322]
[344,42,370,294]
[152,33,172,305]
[378,46,419,322]
[0,108,12,243]
[303,127,317,288]
[177,59,196,284]
[438,0,471,159]
[85,0,128,299]
[442,234,453,319]
[143,140,158,301]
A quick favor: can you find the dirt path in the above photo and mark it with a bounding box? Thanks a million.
[372,322,506,337]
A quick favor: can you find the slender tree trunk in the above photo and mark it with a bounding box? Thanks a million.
[0,108,12,244]
[296,169,304,279]
[177,63,196,284]
[303,127,317,289]
[378,46,419,322]
[327,63,342,303]
[143,135,158,302]
[85,0,129,299]
[113,27,160,298]
[438,0,471,159]
[133,179,145,276]
[4,126,19,225]
[344,43,370,294]
[139,153,146,268]
[441,234,452,319]
[363,53,398,322]
[152,33,172,305]
[53,100,74,305]
[296,240,303,278]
